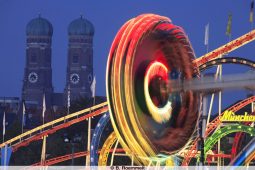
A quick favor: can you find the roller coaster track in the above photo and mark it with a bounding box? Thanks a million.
[204,125,255,157]
[0,102,108,151]
[32,151,89,166]
[244,138,255,165]
[32,148,125,166]
[90,112,110,165]
[181,56,255,165]
[199,57,255,72]
[2,29,255,165]
[230,137,255,166]
[98,132,175,166]
[98,132,119,166]
[180,55,255,165]
[182,95,255,166]
[194,29,255,67]
[231,111,255,159]
[2,67,253,161]
[206,96,255,136]
[98,132,234,166]
[12,57,254,164]
[184,125,255,165]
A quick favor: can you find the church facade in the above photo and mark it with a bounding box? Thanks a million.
[21,15,94,127]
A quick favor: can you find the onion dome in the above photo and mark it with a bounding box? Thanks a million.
[26,15,53,36]
[68,15,94,36]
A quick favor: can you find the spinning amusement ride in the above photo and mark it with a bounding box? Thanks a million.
[1,14,255,167]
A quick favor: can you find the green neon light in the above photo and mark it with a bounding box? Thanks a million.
[204,124,255,155]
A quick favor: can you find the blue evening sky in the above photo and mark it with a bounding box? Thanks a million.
[0,0,254,110]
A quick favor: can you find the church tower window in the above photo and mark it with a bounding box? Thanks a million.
[65,15,94,101]
[30,55,37,63]
[72,55,79,64]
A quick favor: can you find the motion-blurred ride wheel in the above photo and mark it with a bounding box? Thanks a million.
[106,13,199,164]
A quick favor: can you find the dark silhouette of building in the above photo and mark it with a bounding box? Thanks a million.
[18,15,94,127]
[21,15,53,126]
[0,97,20,129]
[64,15,94,104]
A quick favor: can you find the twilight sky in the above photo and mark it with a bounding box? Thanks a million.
[0,0,254,109]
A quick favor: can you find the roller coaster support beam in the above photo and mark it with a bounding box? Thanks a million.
[86,96,95,166]
[40,136,47,166]
[86,116,91,166]
[197,94,208,166]
[171,72,255,93]
[202,95,208,165]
